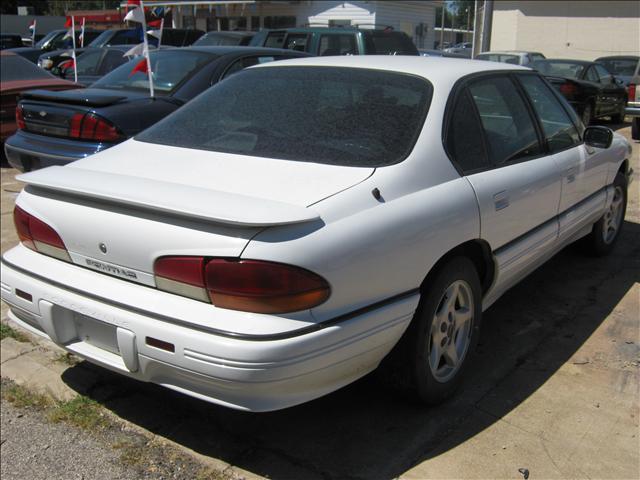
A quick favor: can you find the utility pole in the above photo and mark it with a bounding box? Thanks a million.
[481,0,494,52]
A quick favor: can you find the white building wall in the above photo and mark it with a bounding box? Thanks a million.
[375,1,437,49]
[490,1,640,60]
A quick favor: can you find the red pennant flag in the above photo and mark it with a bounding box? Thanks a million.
[148,19,162,28]
[129,58,148,77]
[59,58,75,70]
[64,16,72,28]
[127,0,141,5]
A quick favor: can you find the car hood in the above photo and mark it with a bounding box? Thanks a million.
[22,138,374,225]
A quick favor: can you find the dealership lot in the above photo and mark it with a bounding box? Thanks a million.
[1,122,637,479]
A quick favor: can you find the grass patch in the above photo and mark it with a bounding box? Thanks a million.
[0,322,30,342]
[48,395,109,430]
[1,382,51,409]
[54,352,80,366]
[112,440,145,466]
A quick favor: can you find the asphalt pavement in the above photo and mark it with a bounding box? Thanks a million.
[1,121,638,479]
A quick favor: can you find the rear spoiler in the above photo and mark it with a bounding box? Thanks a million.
[17,166,320,227]
[20,89,127,107]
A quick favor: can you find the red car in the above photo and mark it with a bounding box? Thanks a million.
[1,51,79,161]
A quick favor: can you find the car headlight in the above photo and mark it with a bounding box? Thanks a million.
[39,59,53,69]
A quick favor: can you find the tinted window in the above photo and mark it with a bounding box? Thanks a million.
[74,50,102,75]
[92,50,214,94]
[595,64,613,82]
[468,76,541,165]
[533,61,586,80]
[597,57,638,77]
[319,34,357,56]
[195,33,245,46]
[264,31,285,48]
[111,31,140,45]
[1,54,55,81]
[519,75,580,152]
[363,31,418,55]
[446,89,490,172]
[137,67,432,167]
[221,55,277,80]
[585,67,599,82]
[99,50,130,74]
[284,34,309,52]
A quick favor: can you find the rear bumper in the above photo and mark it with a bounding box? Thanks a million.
[4,130,114,172]
[0,248,418,412]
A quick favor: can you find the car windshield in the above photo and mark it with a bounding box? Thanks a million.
[1,54,55,81]
[596,57,638,77]
[195,33,248,46]
[136,66,432,167]
[91,50,215,94]
[533,60,586,79]
[35,30,59,49]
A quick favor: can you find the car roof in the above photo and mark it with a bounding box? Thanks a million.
[595,55,639,61]
[254,55,528,85]
[172,45,310,56]
[538,58,592,65]
[202,31,254,36]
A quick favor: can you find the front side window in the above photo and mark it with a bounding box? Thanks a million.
[283,34,309,52]
[518,75,580,153]
[264,31,285,48]
[137,67,432,167]
[468,76,542,165]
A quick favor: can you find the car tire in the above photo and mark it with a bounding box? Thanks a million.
[581,103,593,126]
[403,257,483,405]
[610,104,626,124]
[582,172,627,256]
[632,117,640,140]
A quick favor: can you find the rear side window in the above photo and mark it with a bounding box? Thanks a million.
[518,75,580,153]
[137,67,432,167]
[446,90,490,173]
[221,55,277,80]
[468,76,542,165]
[319,34,357,56]
[363,31,418,55]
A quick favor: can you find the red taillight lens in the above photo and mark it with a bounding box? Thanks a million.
[629,83,636,102]
[13,206,71,262]
[154,257,331,313]
[68,112,122,142]
[559,82,577,97]
[15,105,25,130]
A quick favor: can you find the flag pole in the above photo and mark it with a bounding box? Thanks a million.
[71,16,77,83]
[157,17,164,49]
[139,0,155,99]
[80,18,85,47]
[32,20,36,47]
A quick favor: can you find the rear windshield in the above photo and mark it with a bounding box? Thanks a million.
[533,60,585,79]
[1,55,55,82]
[364,31,418,55]
[91,50,214,94]
[596,57,639,77]
[477,53,520,65]
[136,66,432,167]
[195,33,250,46]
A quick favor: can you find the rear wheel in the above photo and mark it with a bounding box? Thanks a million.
[582,172,627,256]
[405,257,482,404]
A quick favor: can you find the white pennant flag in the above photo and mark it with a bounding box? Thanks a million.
[123,42,145,57]
[124,6,145,23]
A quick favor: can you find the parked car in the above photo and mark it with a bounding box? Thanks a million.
[419,49,466,59]
[0,51,79,164]
[9,29,101,64]
[1,56,632,412]
[475,50,545,66]
[444,42,472,58]
[533,59,627,125]
[595,55,640,87]
[56,46,141,86]
[1,33,24,50]
[194,31,255,46]
[249,26,418,56]
[5,47,309,172]
[38,28,205,73]
[626,60,640,139]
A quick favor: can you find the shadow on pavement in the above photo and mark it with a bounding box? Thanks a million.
[61,220,640,480]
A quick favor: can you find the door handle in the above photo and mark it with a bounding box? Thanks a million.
[493,191,510,211]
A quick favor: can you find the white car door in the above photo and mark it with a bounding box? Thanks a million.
[517,74,609,241]
[445,74,562,295]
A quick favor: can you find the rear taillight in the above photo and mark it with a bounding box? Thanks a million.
[629,83,636,102]
[559,82,578,97]
[13,206,71,262]
[68,112,122,142]
[15,105,25,130]
[154,257,331,314]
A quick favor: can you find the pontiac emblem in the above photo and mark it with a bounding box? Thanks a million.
[99,243,107,253]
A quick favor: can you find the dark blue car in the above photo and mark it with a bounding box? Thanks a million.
[5,46,309,172]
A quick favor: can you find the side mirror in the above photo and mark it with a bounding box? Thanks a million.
[584,126,613,149]
[614,77,624,86]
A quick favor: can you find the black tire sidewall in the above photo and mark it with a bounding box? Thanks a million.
[409,257,483,404]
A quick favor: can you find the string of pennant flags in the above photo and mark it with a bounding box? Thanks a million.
[56,0,164,98]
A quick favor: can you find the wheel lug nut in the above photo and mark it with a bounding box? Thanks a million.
[441,322,447,333]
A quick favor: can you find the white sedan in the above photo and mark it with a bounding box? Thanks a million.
[1,56,632,411]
